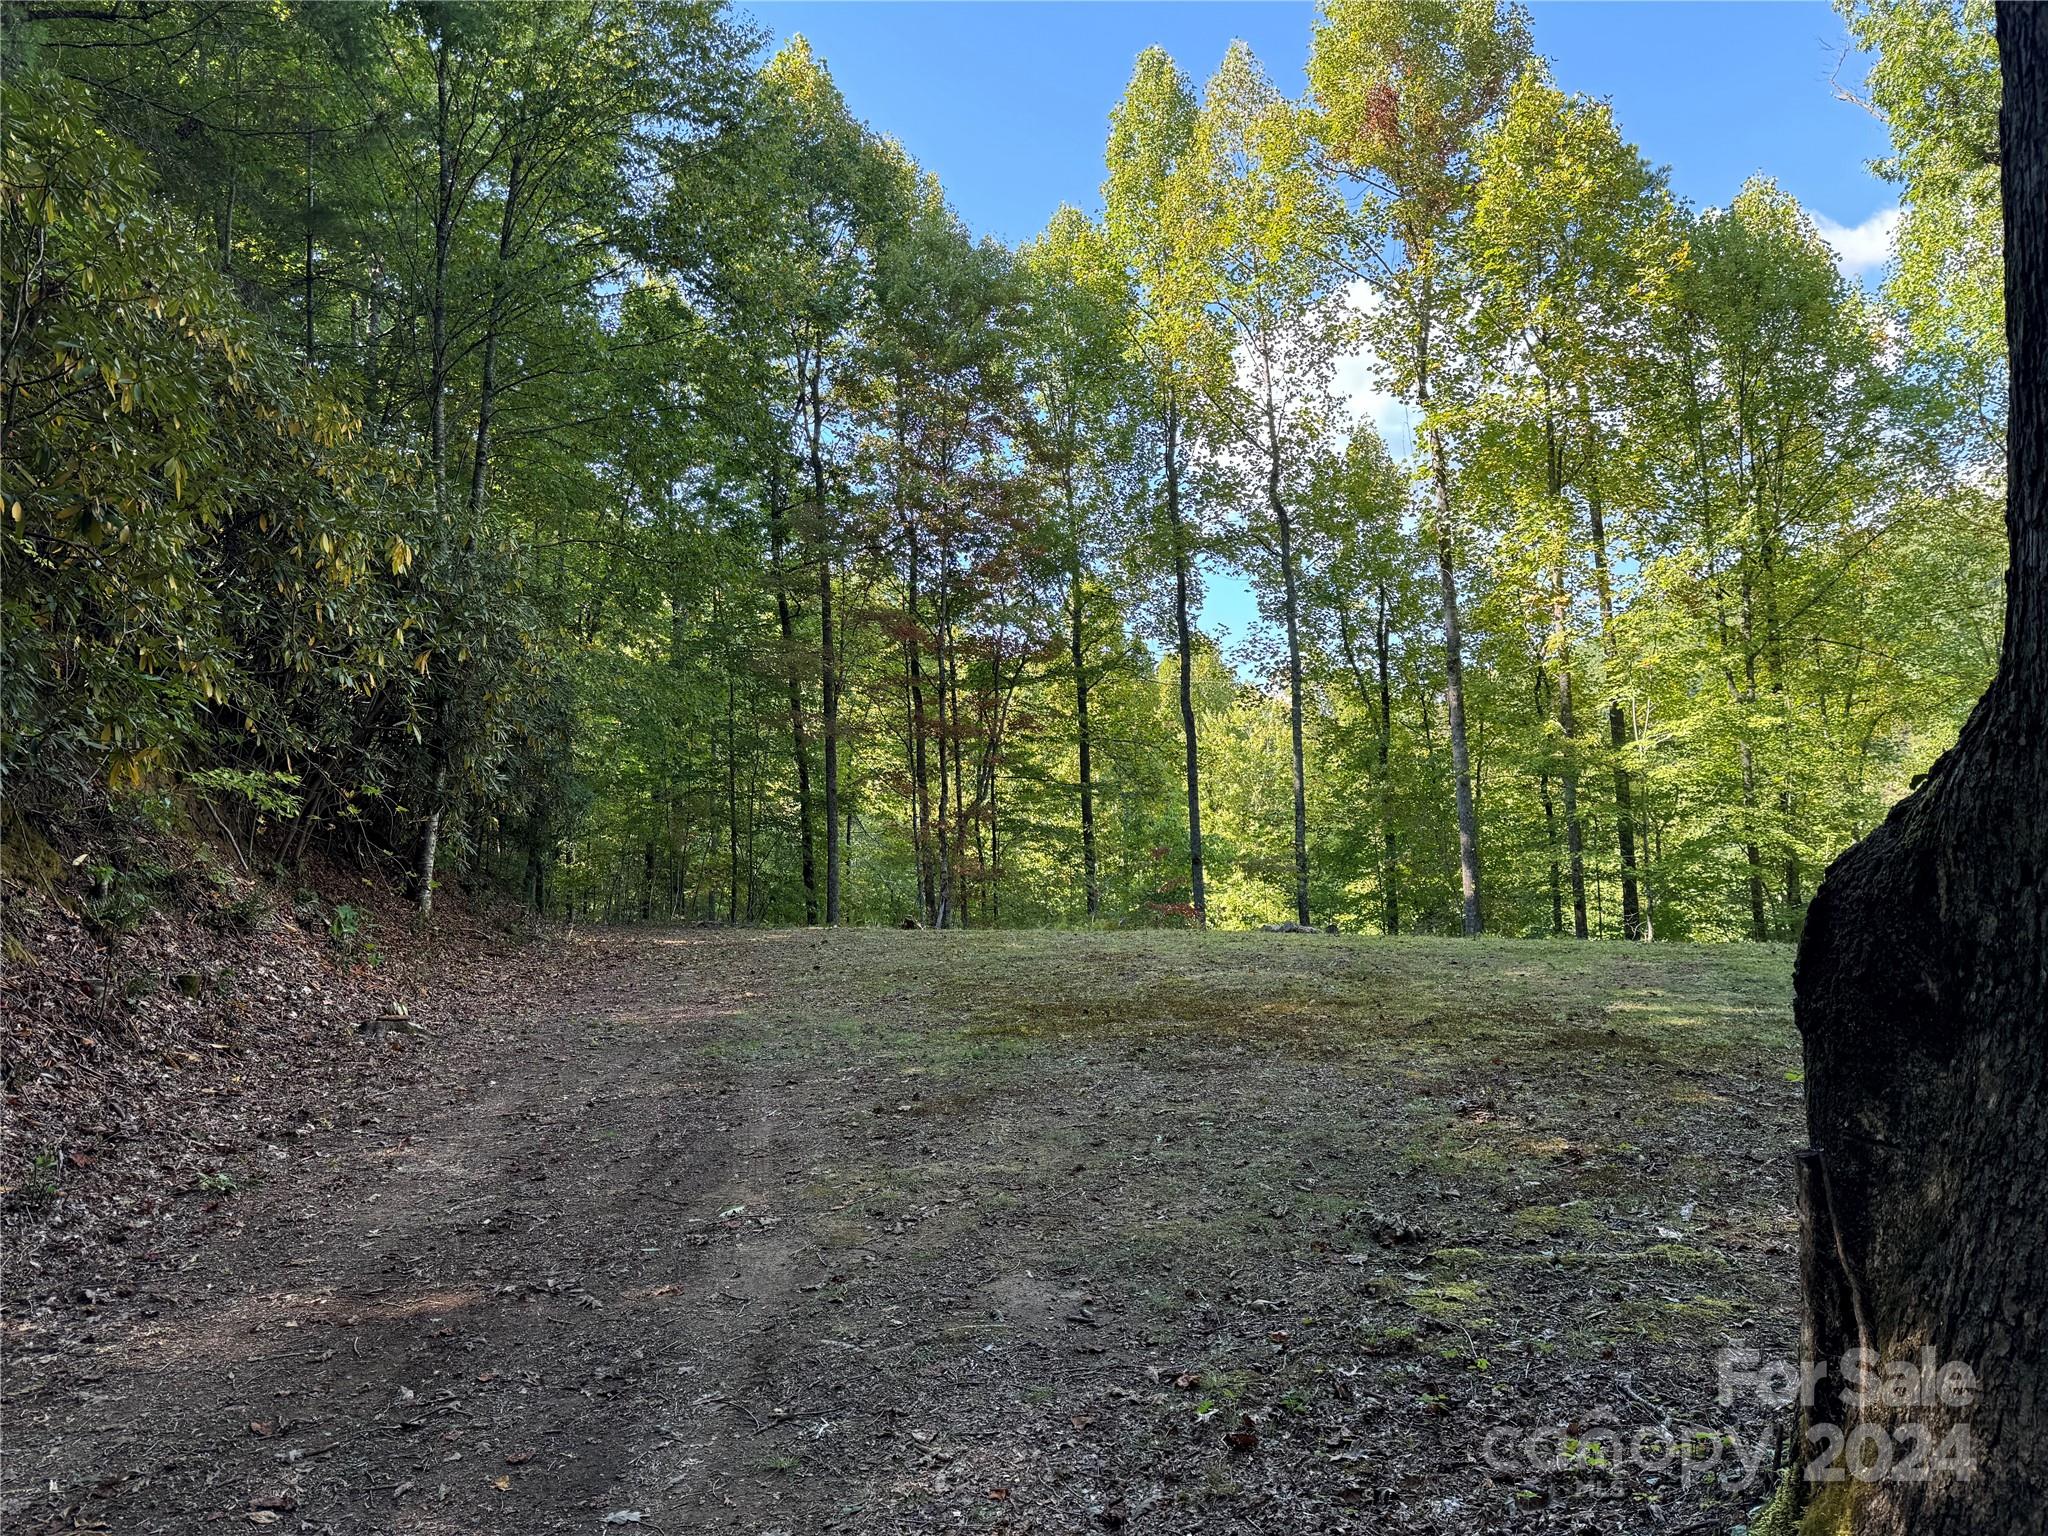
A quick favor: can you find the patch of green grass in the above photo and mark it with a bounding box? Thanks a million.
[1428,1246,1488,1270]
[1404,1278,1488,1321]
[1190,1366,1260,1404]
[6,1148,63,1212]
[1616,1293,1742,1340]
[1511,1202,1604,1239]
[699,930,1795,1088]
[648,924,1798,1514]
[1638,1241,1732,1272]
[1401,1129,1512,1178]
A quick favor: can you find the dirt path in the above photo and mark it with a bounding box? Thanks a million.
[4,928,1804,1535]
[8,930,758,1532]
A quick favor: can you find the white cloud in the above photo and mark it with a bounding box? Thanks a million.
[1812,207,1901,280]
[1330,279,1415,459]
[1332,351,1413,459]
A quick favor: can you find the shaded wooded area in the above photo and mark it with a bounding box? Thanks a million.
[0,1,2010,939]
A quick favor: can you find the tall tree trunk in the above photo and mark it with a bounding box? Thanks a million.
[1609,700,1642,931]
[302,125,315,364]
[362,259,384,441]
[907,529,936,925]
[1376,583,1399,937]
[1337,595,1399,936]
[1736,570,1772,938]
[768,470,819,924]
[1758,502,1804,937]
[1541,399,1588,940]
[1164,398,1206,925]
[806,352,841,925]
[1268,400,1311,928]
[1553,568,1589,941]
[1540,770,1562,935]
[1059,442,1100,920]
[1737,631,1771,941]
[1788,13,2047,1531]
[945,604,969,927]
[218,37,240,270]
[1783,783,1804,935]
[900,633,921,905]
[1428,431,1482,937]
[933,543,957,930]
[415,33,455,918]
[429,35,453,523]
[842,796,855,913]
[1414,691,1456,923]
[1593,418,1645,940]
[1535,670,1563,936]
[726,662,740,926]
[470,150,525,522]
[1557,672,1588,940]
[1741,754,1770,940]
[895,380,935,925]
[416,761,446,920]
[745,757,761,922]
[1071,563,1100,919]
[1417,296,1482,933]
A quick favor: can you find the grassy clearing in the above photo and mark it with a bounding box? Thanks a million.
[658,928,1803,1531]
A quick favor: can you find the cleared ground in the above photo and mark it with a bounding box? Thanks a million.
[4,928,1803,1534]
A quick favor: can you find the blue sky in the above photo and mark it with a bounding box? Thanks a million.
[742,0,1898,650]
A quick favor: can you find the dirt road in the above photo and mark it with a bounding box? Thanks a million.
[3,928,1804,1534]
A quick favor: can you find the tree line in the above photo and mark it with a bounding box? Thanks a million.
[2,0,2006,940]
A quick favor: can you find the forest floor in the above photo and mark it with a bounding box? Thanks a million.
[4,927,1805,1535]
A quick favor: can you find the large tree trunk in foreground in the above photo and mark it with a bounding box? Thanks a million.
[1788,10,2046,1530]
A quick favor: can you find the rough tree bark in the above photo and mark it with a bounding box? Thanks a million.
[1788,9,2045,1530]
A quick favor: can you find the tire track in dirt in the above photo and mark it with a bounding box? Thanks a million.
[3,929,789,1534]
